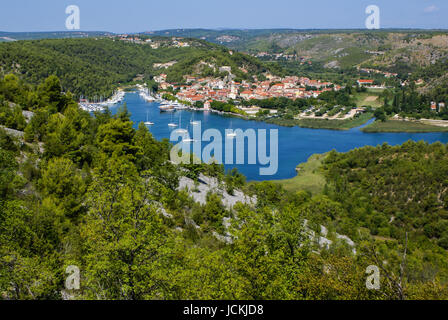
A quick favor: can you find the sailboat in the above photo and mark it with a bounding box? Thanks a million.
[144,110,154,126]
[183,115,196,143]
[177,112,188,134]
[190,113,200,126]
[168,112,178,128]
[226,120,237,138]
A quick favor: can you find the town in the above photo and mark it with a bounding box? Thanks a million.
[153,70,341,112]
[75,34,446,120]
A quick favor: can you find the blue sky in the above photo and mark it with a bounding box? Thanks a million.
[1,0,447,33]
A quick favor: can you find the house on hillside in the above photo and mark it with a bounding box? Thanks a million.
[154,74,167,83]
[240,90,254,100]
[357,79,374,87]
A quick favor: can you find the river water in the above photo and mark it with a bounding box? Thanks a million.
[110,92,448,181]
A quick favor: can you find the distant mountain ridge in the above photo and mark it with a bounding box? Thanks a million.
[3,29,448,95]
[0,31,113,41]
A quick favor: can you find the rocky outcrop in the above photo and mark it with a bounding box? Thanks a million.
[178,173,256,209]
[0,125,24,138]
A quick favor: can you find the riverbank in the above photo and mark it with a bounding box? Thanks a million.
[271,153,327,194]
[124,89,448,134]
[264,112,373,130]
[111,92,448,181]
[155,90,379,131]
[362,119,448,133]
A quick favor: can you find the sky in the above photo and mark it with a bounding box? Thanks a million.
[0,0,447,33]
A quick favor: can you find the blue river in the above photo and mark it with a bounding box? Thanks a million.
[110,92,448,181]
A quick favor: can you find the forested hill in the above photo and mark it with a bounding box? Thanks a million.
[0,37,278,99]
[323,142,448,249]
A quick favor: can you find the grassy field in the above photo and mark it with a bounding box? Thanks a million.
[362,119,448,133]
[265,113,373,130]
[266,112,373,130]
[352,91,383,108]
[272,153,327,194]
[336,47,372,69]
[296,112,373,130]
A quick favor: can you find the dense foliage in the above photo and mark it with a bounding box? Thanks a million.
[323,142,448,277]
[1,74,447,300]
[374,85,448,120]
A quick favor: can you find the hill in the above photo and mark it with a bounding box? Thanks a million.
[0,37,277,99]
[146,28,300,46]
[146,29,448,92]
[147,29,448,72]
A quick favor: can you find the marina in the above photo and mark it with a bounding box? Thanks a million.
[79,90,125,112]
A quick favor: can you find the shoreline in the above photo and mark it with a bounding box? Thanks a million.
[110,88,448,133]
[270,153,327,194]
[107,93,448,182]
[362,119,448,133]
[79,89,126,112]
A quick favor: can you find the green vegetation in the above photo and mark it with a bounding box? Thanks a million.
[362,119,448,133]
[0,38,277,101]
[352,91,383,108]
[3,35,448,132]
[265,112,373,130]
[1,74,448,299]
[374,85,448,120]
[0,31,113,41]
[323,141,448,254]
[165,45,278,83]
[210,100,247,116]
[244,86,376,130]
[272,153,327,194]
[217,30,448,78]
[297,112,373,130]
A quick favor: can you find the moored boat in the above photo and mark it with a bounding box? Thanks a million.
[159,104,175,112]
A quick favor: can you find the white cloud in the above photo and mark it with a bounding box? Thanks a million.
[424,5,439,13]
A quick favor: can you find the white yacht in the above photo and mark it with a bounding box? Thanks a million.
[175,105,188,110]
[159,103,175,112]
